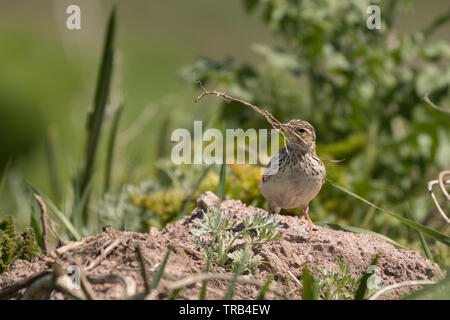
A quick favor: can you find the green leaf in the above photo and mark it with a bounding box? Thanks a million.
[216,162,226,203]
[104,104,123,194]
[45,127,61,202]
[406,205,433,262]
[169,288,181,300]
[256,272,274,300]
[150,246,172,290]
[30,205,43,250]
[78,7,116,221]
[302,266,319,300]
[223,264,242,300]
[199,253,211,300]
[354,255,379,300]
[29,184,81,241]
[403,269,450,300]
[327,179,450,246]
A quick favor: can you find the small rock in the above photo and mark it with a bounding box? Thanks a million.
[196,191,219,211]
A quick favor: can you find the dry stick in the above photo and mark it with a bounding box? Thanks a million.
[76,262,97,300]
[21,274,55,300]
[33,194,49,255]
[87,273,134,297]
[195,90,293,150]
[369,280,436,300]
[0,271,51,299]
[85,239,121,271]
[427,170,450,225]
[54,277,85,300]
[195,90,340,161]
[165,273,284,297]
[287,270,303,288]
[423,94,450,114]
[52,241,85,258]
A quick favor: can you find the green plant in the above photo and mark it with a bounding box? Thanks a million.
[301,265,319,300]
[181,0,450,268]
[0,216,40,273]
[191,207,282,273]
[301,256,381,300]
[317,259,360,300]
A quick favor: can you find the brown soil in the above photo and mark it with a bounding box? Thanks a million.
[0,191,439,300]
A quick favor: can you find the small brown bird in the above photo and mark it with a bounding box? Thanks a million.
[261,119,326,231]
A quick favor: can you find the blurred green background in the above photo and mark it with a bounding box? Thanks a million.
[0,0,449,269]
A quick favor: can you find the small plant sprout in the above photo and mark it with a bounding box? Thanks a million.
[317,259,360,300]
[191,207,282,273]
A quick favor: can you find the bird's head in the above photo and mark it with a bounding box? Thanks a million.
[283,119,317,152]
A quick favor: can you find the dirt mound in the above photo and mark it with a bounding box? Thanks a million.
[0,191,439,299]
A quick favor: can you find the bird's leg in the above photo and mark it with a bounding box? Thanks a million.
[303,206,314,231]
[267,202,281,215]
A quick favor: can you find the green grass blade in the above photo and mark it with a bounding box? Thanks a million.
[406,204,433,262]
[216,162,226,203]
[327,179,450,246]
[104,104,123,194]
[354,255,379,300]
[30,205,43,250]
[256,272,274,300]
[150,246,172,289]
[169,288,181,300]
[30,184,81,241]
[403,269,450,300]
[302,266,319,300]
[223,266,242,300]
[78,7,116,219]
[45,127,61,202]
[316,222,409,249]
[216,125,227,204]
[71,178,95,233]
[422,8,450,38]
[199,254,211,300]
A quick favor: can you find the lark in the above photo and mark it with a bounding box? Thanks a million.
[261,119,325,231]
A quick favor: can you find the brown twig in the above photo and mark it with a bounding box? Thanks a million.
[195,89,338,159]
[0,271,51,299]
[33,194,49,255]
[21,274,55,300]
[423,94,450,114]
[195,90,295,149]
[76,262,97,300]
[85,239,121,271]
[87,273,135,297]
[54,277,85,300]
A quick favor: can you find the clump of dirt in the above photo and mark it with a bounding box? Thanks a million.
[0,191,439,300]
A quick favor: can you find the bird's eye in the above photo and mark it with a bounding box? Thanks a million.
[297,128,306,133]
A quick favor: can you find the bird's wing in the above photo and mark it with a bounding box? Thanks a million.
[262,147,287,183]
